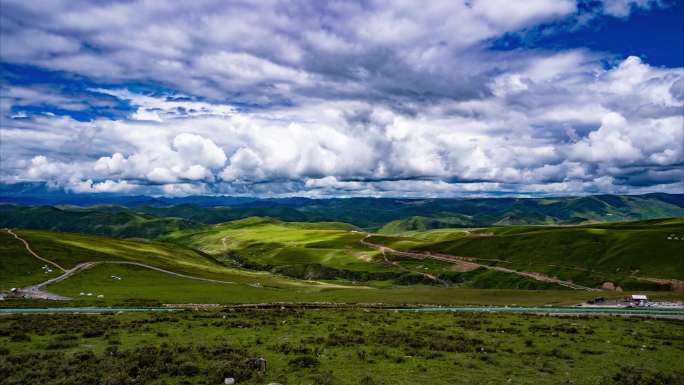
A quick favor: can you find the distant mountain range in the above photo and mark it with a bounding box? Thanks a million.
[1,182,682,234]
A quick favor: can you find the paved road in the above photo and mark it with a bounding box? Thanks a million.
[20,262,96,300]
[17,261,237,300]
[98,261,236,284]
[396,306,684,319]
[360,234,600,291]
[1,305,683,318]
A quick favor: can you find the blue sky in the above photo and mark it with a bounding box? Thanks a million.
[0,0,682,197]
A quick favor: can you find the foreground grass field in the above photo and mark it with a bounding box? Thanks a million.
[1,309,683,385]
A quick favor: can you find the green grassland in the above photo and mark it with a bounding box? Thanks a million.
[3,199,684,384]
[45,264,360,305]
[42,263,684,307]
[3,194,684,236]
[0,204,197,238]
[377,215,472,234]
[164,218,408,280]
[163,218,571,288]
[0,231,61,290]
[16,229,227,274]
[0,226,598,307]
[2,216,684,306]
[9,229,343,289]
[1,309,683,385]
[368,218,684,289]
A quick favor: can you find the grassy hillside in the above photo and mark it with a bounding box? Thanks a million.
[0,231,61,290]
[146,194,684,229]
[378,216,472,234]
[166,218,582,289]
[166,217,363,256]
[8,229,319,288]
[44,262,669,306]
[163,217,409,281]
[3,224,684,305]
[46,263,362,304]
[1,225,576,298]
[4,194,683,235]
[0,204,197,239]
[376,218,684,288]
[375,195,684,233]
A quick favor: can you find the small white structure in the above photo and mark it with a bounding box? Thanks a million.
[87,292,93,296]
[224,378,235,385]
[111,275,122,280]
[97,294,104,298]
[631,294,648,307]
[79,292,85,296]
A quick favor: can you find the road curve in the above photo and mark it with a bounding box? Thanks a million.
[4,229,237,300]
[20,262,96,300]
[97,261,236,285]
[16,261,236,300]
[360,234,600,291]
[1,305,683,319]
[4,228,66,272]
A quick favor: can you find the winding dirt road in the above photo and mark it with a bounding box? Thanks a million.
[374,242,450,286]
[5,228,66,272]
[360,234,600,291]
[4,229,236,300]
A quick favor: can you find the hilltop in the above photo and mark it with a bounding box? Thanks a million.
[2,193,683,235]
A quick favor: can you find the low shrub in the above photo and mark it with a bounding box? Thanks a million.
[289,355,320,368]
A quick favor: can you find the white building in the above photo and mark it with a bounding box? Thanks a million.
[630,294,648,306]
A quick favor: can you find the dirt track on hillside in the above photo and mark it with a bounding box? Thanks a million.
[360,234,600,291]
[5,228,66,272]
[636,277,684,292]
[4,229,236,300]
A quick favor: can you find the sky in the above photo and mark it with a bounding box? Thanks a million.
[0,0,682,197]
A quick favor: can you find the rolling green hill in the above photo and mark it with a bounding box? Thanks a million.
[145,194,684,230]
[375,195,684,233]
[378,216,472,234]
[8,229,314,288]
[164,217,405,282]
[46,261,641,306]
[0,204,197,239]
[372,218,684,289]
[1,228,372,300]
[3,219,684,306]
[3,194,683,235]
[2,227,612,305]
[165,217,580,289]
[0,231,61,290]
